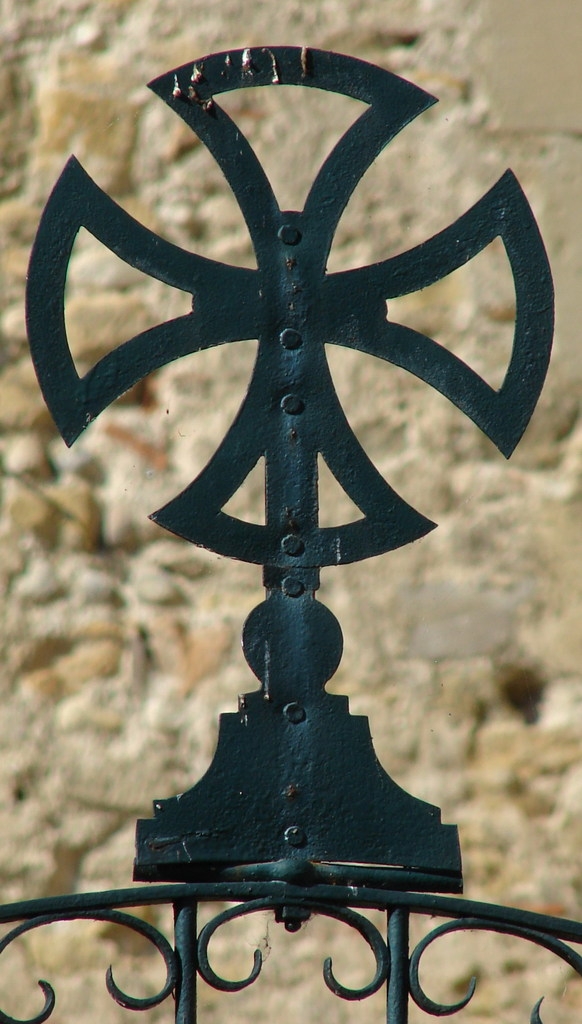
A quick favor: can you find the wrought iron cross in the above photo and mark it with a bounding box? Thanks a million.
[27,47,553,892]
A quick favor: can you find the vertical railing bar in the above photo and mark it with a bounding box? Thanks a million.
[387,907,409,1024]
[174,901,197,1024]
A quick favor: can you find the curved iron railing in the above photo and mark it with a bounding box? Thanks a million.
[1,881,581,1022]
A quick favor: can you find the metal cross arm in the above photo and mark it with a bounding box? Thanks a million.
[325,168,553,458]
[149,48,438,268]
[26,155,260,446]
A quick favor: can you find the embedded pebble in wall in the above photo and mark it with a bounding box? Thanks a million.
[76,567,118,605]
[6,482,59,545]
[3,433,49,477]
[13,558,62,604]
[130,560,183,605]
[1,304,28,345]
[48,481,102,552]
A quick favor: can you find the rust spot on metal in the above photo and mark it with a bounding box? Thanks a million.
[188,86,214,112]
[172,74,182,99]
[191,62,204,84]
[262,47,280,84]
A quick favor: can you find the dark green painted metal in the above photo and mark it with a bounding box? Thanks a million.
[23,52,556,1013]
[0,884,581,1020]
[388,908,409,1024]
[174,903,198,1024]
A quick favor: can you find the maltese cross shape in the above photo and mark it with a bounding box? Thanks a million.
[27,46,553,572]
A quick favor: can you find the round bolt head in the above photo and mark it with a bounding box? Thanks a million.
[284,825,307,847]
[280,393,304,415]
[284,702,306,723]
[278,224,302,245]
[279,328,303,349]
[282,577,305,597]
[284,919,302,933]
[281,533,304,556]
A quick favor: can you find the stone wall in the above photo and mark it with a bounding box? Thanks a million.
[1,0,582,1020]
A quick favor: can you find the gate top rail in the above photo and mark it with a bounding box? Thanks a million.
[0,880,579,1021]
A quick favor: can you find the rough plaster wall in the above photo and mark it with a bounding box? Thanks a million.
[1,0,582,1020]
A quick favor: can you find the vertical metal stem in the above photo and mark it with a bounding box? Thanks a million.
[175,901,197,1024]
[387,907,409,1024]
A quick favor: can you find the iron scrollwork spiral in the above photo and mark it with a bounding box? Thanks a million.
[3,886,582,1021]
[197,897,389,1000]
[409,916,582,1021]
[0,909,177,1024]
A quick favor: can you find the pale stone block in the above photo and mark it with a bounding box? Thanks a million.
[33,55,140,195]
[0,360,52,431]
[7,483,59,545]
[405,580,519,658]
[64,290,152,365]
[46,480,102,552]
[483,1,582,132]
[2,432,49,477]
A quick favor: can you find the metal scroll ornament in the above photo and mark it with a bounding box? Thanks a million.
[26,47,553,890]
